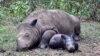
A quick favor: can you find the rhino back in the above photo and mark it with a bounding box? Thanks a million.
[22,9,75,35]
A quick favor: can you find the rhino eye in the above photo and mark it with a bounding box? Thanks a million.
[25,33,29,37]
[26,34,29,37]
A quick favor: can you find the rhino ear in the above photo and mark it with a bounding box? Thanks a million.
[70,33,75,39]
[30,19,37,26]
[61,34,66,40]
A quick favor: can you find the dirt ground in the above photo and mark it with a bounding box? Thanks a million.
[0,22,100,56]
[1,37,100,56]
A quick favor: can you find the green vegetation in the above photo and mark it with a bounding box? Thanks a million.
[0,0,100,24]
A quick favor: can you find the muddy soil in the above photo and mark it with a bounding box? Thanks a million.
[1,37,100,56]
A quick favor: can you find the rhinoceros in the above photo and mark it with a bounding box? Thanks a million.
[16,9,80,51]
[49,34,79,53]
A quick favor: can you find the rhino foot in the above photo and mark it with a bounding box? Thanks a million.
[38,44,48,49]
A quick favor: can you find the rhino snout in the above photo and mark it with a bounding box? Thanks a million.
[16,37,31,51]
[67,43,79,53]
[67,47,75,53]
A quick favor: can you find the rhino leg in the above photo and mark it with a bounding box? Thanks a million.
[39,30,57,49]
[74,25,80,41]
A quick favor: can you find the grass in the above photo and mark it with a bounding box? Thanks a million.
[0,21,100,56]
[81,21,100,38]
[0,24,16,50]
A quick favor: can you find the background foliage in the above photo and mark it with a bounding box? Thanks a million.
[0,0,100,25]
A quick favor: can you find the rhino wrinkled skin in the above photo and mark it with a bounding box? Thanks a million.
[16,9,80,51]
